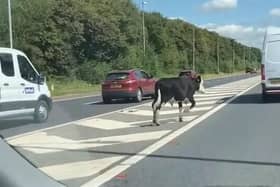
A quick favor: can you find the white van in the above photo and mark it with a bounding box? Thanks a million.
[261,27,280,99]
[0,48,52,122]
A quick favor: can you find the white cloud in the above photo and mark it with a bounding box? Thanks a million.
[168,17,186,21]
[202,0,237,11]
[270,8,280,16]
[199,23,268,48]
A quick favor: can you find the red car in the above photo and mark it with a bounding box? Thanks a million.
[102,69,156,103]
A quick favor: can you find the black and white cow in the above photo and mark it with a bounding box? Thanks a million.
[152,75,203,126]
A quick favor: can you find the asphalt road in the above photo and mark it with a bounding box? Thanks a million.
[102,84,280,187]
[4,75,263,187]
[0,73,255,138]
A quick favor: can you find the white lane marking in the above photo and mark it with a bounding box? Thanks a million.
[6,77,259,141]
[6,101,150,141]
[40,156,124,181]
[194,95,232,101]
[84,101,102,105]
[195,92,237,97]
[120,106,212,116]
[81,81,260,187]
[204,90,242,94]
[77,115,197,130]
[9,130,171,154]
[144,100,219,108]
[77,119,136,130]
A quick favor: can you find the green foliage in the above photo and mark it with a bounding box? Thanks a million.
[0,0,261,84]
[78,60,111,84]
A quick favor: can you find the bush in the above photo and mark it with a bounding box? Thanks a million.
[78,60,111,84]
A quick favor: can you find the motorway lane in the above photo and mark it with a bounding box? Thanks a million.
[6,77,259,187]
[103,85,280,187]
[0,74,255,138]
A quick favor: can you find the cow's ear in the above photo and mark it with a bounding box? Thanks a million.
[196,75,202,83]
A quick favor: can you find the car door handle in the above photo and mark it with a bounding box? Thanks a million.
[20,83,25,86]
[3,83,9,86]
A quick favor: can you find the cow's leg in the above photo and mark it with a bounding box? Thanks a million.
[189,97,196,109]
[152,88,162,126]
[169,97,175,107]
[152,107,161,126]
[178,101,183,122]
[198,78,206,94]
[183,98,190,113]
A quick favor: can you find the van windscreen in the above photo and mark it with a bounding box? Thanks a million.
[267,41,280,62]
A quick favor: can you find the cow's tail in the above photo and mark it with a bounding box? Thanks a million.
[152,85,161,111]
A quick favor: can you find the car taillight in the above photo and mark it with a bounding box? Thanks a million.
[125,80,136,84]
[261,64,265,80]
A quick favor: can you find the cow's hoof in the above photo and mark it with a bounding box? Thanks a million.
[179,118,183,122]
[153,120,160,126]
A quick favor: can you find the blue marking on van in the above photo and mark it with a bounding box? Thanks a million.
[25,87,35,94]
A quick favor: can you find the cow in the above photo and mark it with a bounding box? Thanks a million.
[152,75,203,126]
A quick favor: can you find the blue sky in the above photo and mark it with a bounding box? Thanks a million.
[132,0,280,48]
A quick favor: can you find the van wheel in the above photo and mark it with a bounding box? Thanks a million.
[34,100,49,123]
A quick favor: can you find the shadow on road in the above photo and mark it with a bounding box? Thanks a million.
[0,118,34,130]
[230,93,280,104]
[13,145,280,167]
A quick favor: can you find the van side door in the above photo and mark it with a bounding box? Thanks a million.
[16,55,40,109]
[0,53,22,112]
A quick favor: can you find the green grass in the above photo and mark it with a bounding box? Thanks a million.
[48,79,100,97]
[48,71,246,98]
[202,71,245,80]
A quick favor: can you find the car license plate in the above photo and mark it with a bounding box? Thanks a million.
[111,84,122,88]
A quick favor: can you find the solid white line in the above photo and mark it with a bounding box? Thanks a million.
[81,81,260,187]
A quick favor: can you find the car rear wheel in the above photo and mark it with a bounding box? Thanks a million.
[103,97,112,104]
[134,89,143,102]
[34,100,49,123]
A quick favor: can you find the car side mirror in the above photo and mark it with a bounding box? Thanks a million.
[38,73,46,85]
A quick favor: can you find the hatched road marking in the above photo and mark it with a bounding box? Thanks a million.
[6,76,260,187]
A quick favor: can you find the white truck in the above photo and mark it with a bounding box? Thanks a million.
[261,27,280,99]
[0,48,52,122]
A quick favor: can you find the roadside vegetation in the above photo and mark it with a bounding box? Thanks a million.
[0,0,261,96]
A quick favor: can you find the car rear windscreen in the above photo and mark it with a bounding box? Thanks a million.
[106,73,129,80]
[267,41,280,62]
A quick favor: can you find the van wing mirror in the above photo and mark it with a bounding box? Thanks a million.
[38,74,46,85]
